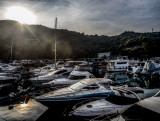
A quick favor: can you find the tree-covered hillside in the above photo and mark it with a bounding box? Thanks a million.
[0,20,160,60]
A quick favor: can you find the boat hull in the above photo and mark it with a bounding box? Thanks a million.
[35,95,113,114]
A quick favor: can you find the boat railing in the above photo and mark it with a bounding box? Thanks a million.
[111,87,142,101]
[89,111,121,121]
[31,86,66,97]
[90,106,142,121]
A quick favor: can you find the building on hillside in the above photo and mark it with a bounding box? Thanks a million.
[97,52,111,59]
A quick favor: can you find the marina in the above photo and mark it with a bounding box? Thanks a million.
[0,58,160,121]
[0,0,160,120]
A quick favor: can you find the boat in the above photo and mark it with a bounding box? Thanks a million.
[0,64,20,73]
[75,86,160,121]
[63,61,87,68]
[42,70,95,88]
[111,91,160,121]
[55,60,66,68]
[141,61,160,75]
[30,64,55,76]
[70,87,141,119]
[74,63,92,72]
[29,68,73,86]
[110,85,160,99]
[35,78,113,112]
[106,57,129,72]
[126,62,145,75]
[105,72,130,85]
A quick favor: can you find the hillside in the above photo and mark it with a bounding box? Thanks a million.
[0,20,160,60]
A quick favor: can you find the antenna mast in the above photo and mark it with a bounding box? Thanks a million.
[54,18,57,69]
[11,41,13,60]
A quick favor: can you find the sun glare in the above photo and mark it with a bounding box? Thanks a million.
[5,6,36,24]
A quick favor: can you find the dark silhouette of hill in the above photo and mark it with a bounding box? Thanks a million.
[0,20,160,60]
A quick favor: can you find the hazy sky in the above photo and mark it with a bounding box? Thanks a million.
[0,0,160,36]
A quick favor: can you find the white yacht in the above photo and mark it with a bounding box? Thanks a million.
[127,62,145,75]
[105,72,130,84]
[64,61,87,68]
[71,86,160,120]
[29,68,73,86]
[112,91,160,121]
[35,78,113,111]
[106,57,129,72]
[42,70,95,87]
[74,63,92,72]
[141,61,160,75]
[70,86,142,118]
[30,64,55,76]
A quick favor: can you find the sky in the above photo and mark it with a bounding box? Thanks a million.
[0,0,160,36]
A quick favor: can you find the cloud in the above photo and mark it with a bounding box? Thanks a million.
[0,0,160,35]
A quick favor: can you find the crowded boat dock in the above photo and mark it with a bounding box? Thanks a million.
[0,57,160,121]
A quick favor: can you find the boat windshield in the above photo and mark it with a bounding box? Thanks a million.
[69,81,87,91]
[154,91,160,97]
[43,66,51,70]
[116,62,128,64]
[57,61,65,65]
[68,75,86,80]
[74,65,90,71]
[47,69,67,76]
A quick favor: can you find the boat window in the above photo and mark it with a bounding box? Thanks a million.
[61,72,70,77]
[47,69,66,76]
[111,62,115,66]
[68,75,86,80]
[54,70,67,74]
[43,67,51,70]
[65,62,83,67]
[58,62,64,65]
[101,83,110,88]
[82,84,99,90]
[117,62,127,64]
[69,82,87,91]
[2,65,9,67]
[89,75,95,78]
[75,66,90,71]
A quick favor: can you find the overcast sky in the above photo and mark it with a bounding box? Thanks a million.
[0,0,160,36]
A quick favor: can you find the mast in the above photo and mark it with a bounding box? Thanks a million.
[11,41,13,60]
[54,17,57,69]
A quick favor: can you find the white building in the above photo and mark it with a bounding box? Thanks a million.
[98,52,111,58]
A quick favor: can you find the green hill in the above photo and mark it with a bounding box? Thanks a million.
[0,20,160,60]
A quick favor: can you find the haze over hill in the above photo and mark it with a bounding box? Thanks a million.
[0,20,160,60]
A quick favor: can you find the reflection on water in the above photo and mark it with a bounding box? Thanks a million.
[105,72,160,88]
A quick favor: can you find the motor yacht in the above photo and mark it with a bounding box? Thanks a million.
[70,86,141,118]
[42,71,95,87]
[35,78,113,112]
[141,61,160,75]
[31,64,55,76]
[127,62,145,75]
[29,68,73,86]
[72,86,160,120]
[106,57,129,72]
[111,91,160,121]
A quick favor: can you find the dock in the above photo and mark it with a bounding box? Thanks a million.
[0,99,48,121]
